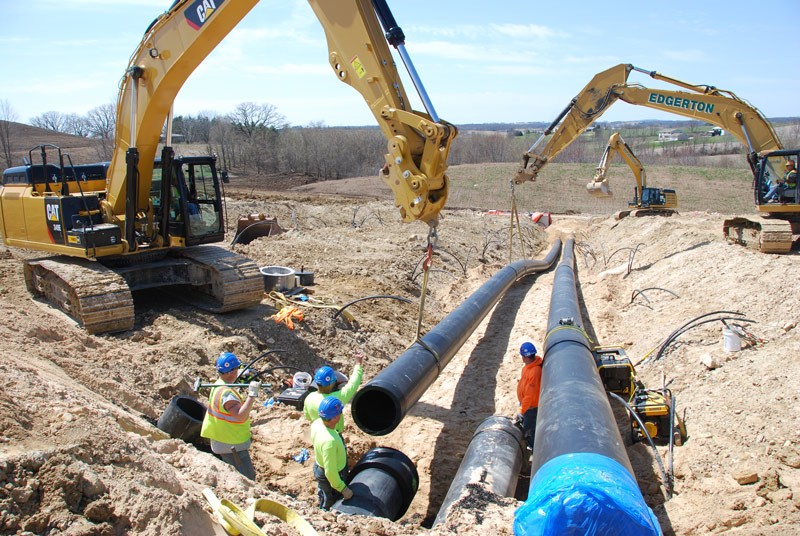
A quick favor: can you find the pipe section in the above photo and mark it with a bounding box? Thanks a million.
[352,240,562,436]
[433,416,526,527]
[514,238,662,535]
[332,447,418,521]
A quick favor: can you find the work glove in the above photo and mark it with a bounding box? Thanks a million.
[514,413,524,428]
[248,381,260,398]
[341,486,354,500]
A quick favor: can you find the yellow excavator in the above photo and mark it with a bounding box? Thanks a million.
[587,132,678,219]
[0,0,457,334]
[514,63,798,253]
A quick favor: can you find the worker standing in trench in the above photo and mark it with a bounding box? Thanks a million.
[311,397,354,510]
[200,352,261,480]
[303,350,364,440]
[516,342,543,453]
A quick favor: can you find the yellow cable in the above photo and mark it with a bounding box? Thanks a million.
[245,498,320,536]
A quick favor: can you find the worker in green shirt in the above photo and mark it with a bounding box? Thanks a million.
[311,397,354,509]
[303,350,364,434]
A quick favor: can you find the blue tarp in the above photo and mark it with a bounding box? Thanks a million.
[514,452,662,536]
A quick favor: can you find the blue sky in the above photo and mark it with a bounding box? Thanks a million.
[2,0,798,127]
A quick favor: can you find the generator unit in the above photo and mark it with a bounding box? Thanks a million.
[593,346,635,400]
[630,388,674,444]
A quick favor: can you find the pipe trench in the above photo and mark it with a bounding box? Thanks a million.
[351,239,563,436]
[514,238,662,536]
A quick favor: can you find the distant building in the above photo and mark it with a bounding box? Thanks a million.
[658,129,689,142]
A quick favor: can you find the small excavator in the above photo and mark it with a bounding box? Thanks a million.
[514,63,799,253]
[587,132,678,219]
[0,0,457,334]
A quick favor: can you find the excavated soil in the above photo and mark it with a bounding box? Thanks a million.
[0,180,799,535]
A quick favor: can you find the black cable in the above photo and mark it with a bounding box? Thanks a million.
[333,295,413,320]
[235,349,289,382]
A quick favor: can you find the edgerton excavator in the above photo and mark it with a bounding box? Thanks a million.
[514,63,799,253]
[0,0,457,334]
[587,132,678,219]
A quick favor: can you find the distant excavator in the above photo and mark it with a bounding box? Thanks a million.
[587,132,678,219]
[514,63,799,253]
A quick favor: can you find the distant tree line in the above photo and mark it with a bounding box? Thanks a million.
[4,97,800,176]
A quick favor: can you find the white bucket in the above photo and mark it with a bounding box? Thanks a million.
[722,327,742,352]
[293,372,312,389]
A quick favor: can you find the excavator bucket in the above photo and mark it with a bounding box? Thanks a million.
[586,179,612,198]
[232,214,285,246]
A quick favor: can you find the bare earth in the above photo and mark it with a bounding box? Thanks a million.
[0,177,799,536]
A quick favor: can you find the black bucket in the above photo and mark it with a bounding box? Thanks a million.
[157,395,206,445]
[295,271,315,286]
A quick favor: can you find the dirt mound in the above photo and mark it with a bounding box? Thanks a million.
[0,190,798,535]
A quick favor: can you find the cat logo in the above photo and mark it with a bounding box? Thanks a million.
[46,203,60,222]
[184,0,225,30]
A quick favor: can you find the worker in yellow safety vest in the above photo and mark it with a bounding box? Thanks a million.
[200,352,260,480]
[303,350,364,435]
[311,397,354,510]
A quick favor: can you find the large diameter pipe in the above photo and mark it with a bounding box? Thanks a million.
[514,238,661,536]
[352,240,562,436]
[332,447,418,521]
[433,416,526,527]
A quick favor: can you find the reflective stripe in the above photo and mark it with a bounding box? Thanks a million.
[207,385,248,423]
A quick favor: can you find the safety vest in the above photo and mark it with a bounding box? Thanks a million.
[200,380,251,444]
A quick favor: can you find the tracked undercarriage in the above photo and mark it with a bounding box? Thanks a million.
[722,216,795,254]
[615,208,677,220]
[24,245,264,335]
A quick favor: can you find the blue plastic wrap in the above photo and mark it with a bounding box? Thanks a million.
[514,452,662,536]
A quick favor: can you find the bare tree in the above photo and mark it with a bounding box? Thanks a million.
[229,102,287,140]
[0,100,18,168]
[86,103,116,160]
[63,113,91,137]
[30,110,69,132]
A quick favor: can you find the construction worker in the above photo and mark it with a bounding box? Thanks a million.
[310,397,354,510]
[516,341,543,451]
[200,352,260,480]
[765,160,797,202]
[303,350,364,434]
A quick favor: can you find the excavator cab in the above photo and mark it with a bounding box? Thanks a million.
[150,156,224,246]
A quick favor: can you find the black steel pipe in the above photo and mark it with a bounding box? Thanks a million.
[332,447,418,521]
[351,240,562,436]
[531,237,632,474]
[433,415,526,527]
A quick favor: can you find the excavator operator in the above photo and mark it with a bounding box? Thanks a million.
[765,160,797,202]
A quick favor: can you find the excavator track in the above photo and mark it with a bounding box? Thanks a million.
[173,245,264,313]
[722,216,793,254]
[24,258,135,335]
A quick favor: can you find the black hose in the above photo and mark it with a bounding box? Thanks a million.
[654,314,754,362]
[333,295,413,320]
[249,365,306,382]
[235,349,289,382]
[607,392,671,498]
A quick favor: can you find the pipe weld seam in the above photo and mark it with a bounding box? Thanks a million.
[544,324,595,346]
[473,426,527,457]
[543,337,594,356]
[416,338,442,373]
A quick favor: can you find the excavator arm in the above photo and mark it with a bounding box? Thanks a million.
[107,0,456,241]
[586,132,646,198]
[514,63,783,184]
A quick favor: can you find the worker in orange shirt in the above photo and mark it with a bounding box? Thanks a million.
[516,341,543,451]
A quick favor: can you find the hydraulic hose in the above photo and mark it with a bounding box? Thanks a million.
[351,239,562,436]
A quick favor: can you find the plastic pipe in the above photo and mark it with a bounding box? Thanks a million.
[351,240,562,436]
[433,416,526,526]
[514,238,662,536]
[332,447,418,521]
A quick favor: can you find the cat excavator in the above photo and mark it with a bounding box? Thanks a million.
[0,0,457,334]
[514,63,799,253]
[587,132,678,219]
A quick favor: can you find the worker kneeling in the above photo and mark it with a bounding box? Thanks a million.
[311,397,354,510]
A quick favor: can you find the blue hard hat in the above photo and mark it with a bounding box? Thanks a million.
[520,342,537,357]
[318,396,344,420]
[216,352,241,373]
[314,366,337,387]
